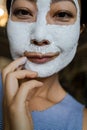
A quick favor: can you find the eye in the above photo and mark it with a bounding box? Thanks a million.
[13,8,33,18]
[53,11,74,21]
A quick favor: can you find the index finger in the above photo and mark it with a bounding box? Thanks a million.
[2,57,27,85]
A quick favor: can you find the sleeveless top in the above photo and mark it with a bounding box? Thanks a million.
[0,74,84,130]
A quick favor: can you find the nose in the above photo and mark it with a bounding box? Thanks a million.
[31,39,50,46]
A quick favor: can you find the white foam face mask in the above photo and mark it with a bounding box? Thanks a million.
[7,0,80,78]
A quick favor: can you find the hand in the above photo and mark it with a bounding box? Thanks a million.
[2,57,43,130]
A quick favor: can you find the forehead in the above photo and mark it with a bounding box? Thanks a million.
[13,0,77,5]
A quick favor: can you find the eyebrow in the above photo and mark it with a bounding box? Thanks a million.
[52,0,76,6]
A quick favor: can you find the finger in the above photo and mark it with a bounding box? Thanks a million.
[16,65,24,71]
[4,57,27,72]
[5,70,38,104]
[14,80,43,107]
[2,57,27,85]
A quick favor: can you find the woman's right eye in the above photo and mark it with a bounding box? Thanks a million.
[12,8,33,18]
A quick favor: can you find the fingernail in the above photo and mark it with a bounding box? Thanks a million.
[30,72,38,77]
[39,82,44,86]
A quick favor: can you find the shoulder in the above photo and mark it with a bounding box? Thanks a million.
[83,108,87,130]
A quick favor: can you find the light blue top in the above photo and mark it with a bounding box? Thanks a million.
[0,74,84,130]
[31,94,84,130]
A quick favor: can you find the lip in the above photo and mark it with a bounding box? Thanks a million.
[24,51,60,64]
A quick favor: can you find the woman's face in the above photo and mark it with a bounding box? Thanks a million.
[7,0,81,77]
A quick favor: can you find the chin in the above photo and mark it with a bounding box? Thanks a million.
[24,60,58,78]
[24,65,54,78]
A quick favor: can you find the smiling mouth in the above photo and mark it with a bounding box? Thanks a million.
[24,51,60,64]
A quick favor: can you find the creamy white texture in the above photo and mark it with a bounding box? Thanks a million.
[7,0,80,77]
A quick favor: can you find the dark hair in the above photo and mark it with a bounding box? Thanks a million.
[81,0,87,25]
[6,0,87,25]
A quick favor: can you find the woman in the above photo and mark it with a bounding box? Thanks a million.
[0,0,87,129]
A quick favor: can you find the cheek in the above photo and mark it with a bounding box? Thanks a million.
[46,24,79,52]
[7,21,35,57]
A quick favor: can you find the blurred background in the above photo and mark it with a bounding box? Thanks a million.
[0,0,87,106]
[0,0,11,69]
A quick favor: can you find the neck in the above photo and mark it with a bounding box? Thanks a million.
[31,73,67,103]
[28,73,67,111]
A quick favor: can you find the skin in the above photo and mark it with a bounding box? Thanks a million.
[2,0,87,130]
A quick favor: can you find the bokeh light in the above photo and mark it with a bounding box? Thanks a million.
[0,8,4,16]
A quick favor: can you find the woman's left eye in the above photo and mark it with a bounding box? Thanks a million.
[53,11,73,20]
